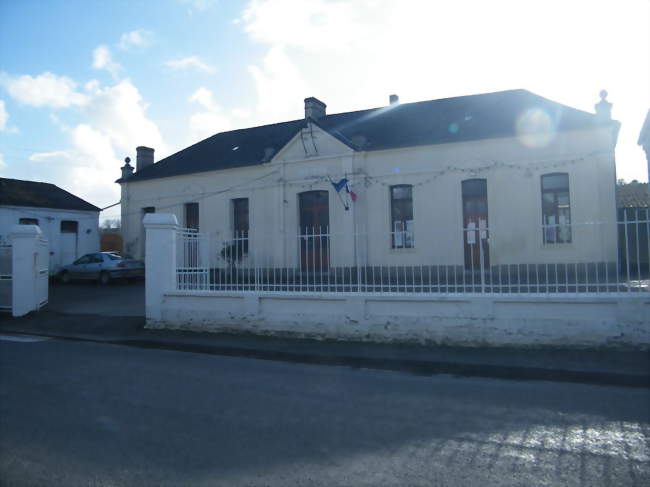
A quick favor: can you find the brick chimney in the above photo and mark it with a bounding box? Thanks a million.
[304,97,326,120]
[136,146,154,172]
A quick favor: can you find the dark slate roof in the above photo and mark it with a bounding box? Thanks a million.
[124,89,610,183]
[616,181,649,208]
[0,178,100,212]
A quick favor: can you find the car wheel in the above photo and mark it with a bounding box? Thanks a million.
[60,271,70,284]
[99,271,111,285]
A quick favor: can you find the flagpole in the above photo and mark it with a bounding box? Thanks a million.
[328,176,349,211]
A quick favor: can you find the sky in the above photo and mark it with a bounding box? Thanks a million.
[0,0,648,223]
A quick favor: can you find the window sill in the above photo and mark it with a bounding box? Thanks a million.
[540,242,574,249]
[390,247,417,253]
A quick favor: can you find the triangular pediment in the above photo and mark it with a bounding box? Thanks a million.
[271,121,355,163]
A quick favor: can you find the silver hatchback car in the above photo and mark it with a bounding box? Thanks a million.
[59,252,144,285]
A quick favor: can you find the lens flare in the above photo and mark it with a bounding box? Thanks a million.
[516,108,556,148]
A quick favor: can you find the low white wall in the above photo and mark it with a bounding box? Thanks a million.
[147,292,650,349]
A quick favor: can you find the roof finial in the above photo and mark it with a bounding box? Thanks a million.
[120,156,134,180]
[595,89,612,121]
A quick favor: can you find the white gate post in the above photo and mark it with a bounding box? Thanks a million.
[10,224,41,317]
[144,213,178,323]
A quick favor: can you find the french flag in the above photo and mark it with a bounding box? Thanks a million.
[345,181,358,202]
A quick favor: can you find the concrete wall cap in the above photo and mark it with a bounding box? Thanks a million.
[143,213,178,226]
[10,224,42,237]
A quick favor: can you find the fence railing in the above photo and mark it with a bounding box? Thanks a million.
[174,209,649,295]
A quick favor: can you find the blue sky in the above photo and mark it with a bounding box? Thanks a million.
[1,0,648,223]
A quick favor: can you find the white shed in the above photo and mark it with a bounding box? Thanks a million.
[0,178,100,273]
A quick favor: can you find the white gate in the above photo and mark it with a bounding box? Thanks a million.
[0,244,11,311]
[36,238,49,309]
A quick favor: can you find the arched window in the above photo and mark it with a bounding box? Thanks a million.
[390,185,413,248]
[541,173,571,243]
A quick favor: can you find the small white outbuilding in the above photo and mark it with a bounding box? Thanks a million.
[0,178,100,273]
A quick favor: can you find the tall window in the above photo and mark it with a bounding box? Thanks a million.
[541,173,571,244]
[390,185,414,248]
[229,198,249,263]
[232,198,249,238]
[184,202,199,231]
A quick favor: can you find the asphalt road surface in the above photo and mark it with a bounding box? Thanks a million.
[1,336,648,487]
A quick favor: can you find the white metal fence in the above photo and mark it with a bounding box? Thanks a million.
[175,209,649,295]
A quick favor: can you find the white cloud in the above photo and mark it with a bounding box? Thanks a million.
[118,29,153,50]
[247,46,308,124]
[188,87,232,142]
[1,72,88,108]
[28,150,71,163]
[239,0,650,181]
[189,87,219,111]
[232,108,251,119]
[0,100,7,131]
[25,78,166,209]
[82,80,165,153]
[29,132,120,209]
[92,45,122,79]
[0,153,6,173]
[241,0,368,50]
[165,56,216,74]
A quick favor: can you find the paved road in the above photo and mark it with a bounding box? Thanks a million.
[1,336,648,487]
[48,280,144,317]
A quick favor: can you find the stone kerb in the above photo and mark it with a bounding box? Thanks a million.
[10,224,42,317]
[144,213,178,322]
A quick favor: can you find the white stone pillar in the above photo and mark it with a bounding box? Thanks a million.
[143,213,178,323]
[10,224,41,317]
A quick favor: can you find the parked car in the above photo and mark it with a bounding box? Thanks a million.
[58,252,144,284]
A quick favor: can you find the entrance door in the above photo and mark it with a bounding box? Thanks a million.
[60,220,78,267]
[299,191,329,271]
[462,179,490,270]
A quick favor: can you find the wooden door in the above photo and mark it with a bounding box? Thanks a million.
[299,191,329,271]
[462,179,490,270]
